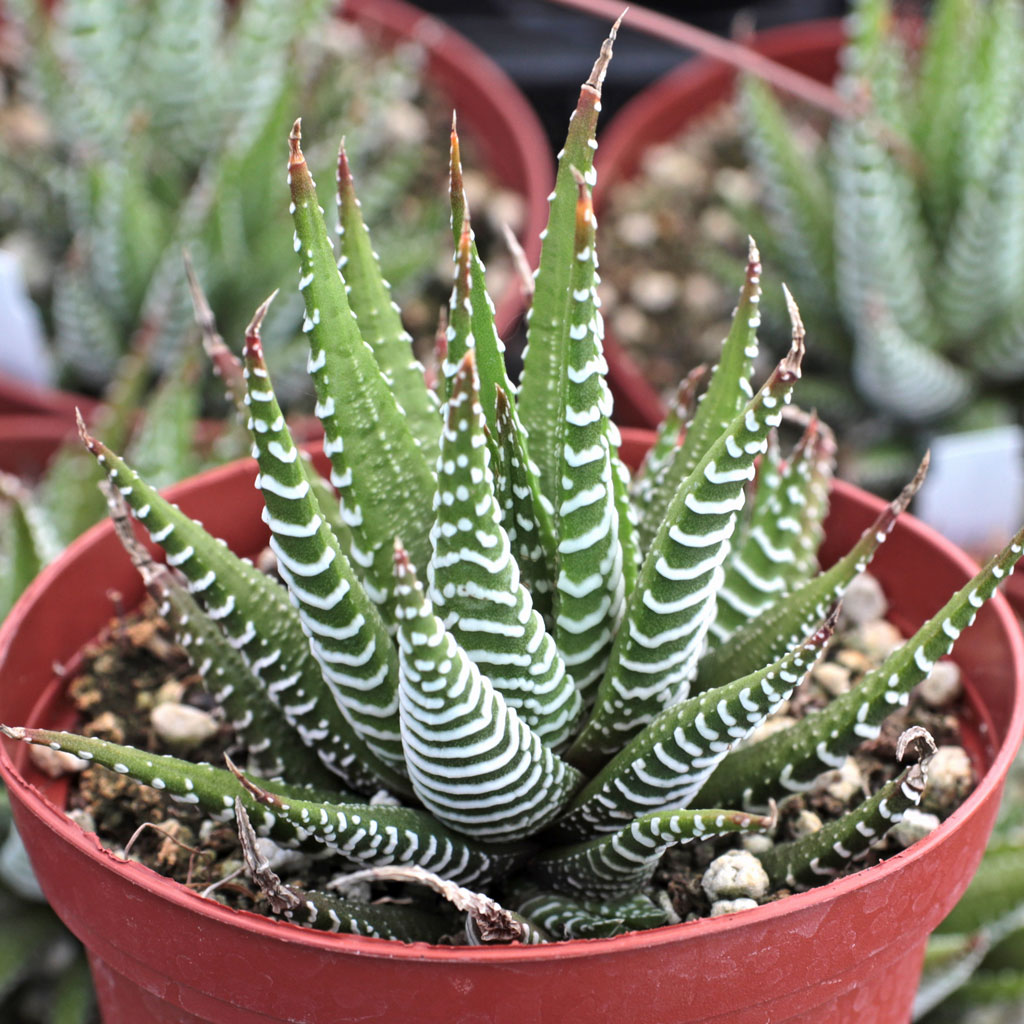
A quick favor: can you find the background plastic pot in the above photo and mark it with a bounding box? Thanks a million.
[1,429,1022,1023]
[593,20,845,430]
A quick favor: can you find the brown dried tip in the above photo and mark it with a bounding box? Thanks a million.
[0,724,25,740]
[746,236,762,277]
[288,119,304,168]
[894,451,930,512]
[244,291,278,362]
[897,725,937,764]
[393,537,412,575]
[674,364,708,420]
[779,284,806,378]
[336,136,351,186]
[585,11,625,94]
[75,407,96,451]
[224,753,283,808]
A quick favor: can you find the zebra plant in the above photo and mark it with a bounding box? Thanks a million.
[738,0,1024,484]
[3,23,1022,945]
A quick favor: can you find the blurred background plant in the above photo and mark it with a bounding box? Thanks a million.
[0,0,464,407]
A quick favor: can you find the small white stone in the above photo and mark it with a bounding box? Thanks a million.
[710,897,760,917]
[851,619,904,660]
[29,745,89,778]
[923,746,974,814]
[916,660,963,709]
[825,758,865,804]
[812,662,852,698]
[702,850,770,902]
[151,703,219,751]
[838,573,888,628]
[629,270,679,314]
[889,808,940,848]
[740,834,775,855]
[746,714,797,746]
[791,809,823,839]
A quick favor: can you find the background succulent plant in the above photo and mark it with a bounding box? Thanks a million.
[3,23,1022,946]
[738,0,1024,486]
[0,0,455,399]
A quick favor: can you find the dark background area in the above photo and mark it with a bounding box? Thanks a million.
[412,1,851,146]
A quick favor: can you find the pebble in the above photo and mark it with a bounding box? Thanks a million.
[29,744,89,778]
[813,662,852,697]
[838,573,888,628]
[825,758,865,804]
[916,660,963,709]
[151,702,220,751]
[791,809,823,838]
[630,271,680,314]
[890,808,940,848]
[746,714,797,746]
[851,619,904,660]
[710,898,760,917]
[614,210,659,248]
[702,850,770,902]
[741,834,775,855]
[923,746,974,814]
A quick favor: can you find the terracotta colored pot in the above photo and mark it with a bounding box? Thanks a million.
[594,20,846,429]
[1,431,1022,1024]
[0,0,551,421]
[0,414,75,479]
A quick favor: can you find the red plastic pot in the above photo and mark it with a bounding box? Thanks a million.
[0,0,552,421]
[594,20,846,430]
[0,414,75,478]
[1,429,1022,1023]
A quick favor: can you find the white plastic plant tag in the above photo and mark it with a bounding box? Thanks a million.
[915,425,1024,558]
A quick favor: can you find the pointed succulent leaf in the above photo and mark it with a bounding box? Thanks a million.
[105,487,341,789]
[235,801,455,942]
[244,302,404,773]
[439,218,476,405]
[427,354,580,747]
[531,805,774,900]
[695,455,927,694]
[230,750,534,888]
[512,888,667,940]
[552,173,629,700]
[184,253,249,418]
[630,364,708,517]
[0,726,524,888]
[79,417,408,798]
[756,728,932,888]
[696,523,1024,810]
[492,386,557,624]
[335,140,440,458]
[568,328,805,772]
[712,412,836,641]
[739,76,835,305]
[851,304,972,422]
[557,612,834,840]
[519,17,618,499]
[395,542,583,841]
[287,120,436,610]
[638,242,763,548]
[447,117,518,435]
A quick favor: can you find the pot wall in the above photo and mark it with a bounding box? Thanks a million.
[1,438,1022,1024]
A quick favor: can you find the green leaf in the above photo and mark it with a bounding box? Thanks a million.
[287,121,436,614]
[394,541,582,841]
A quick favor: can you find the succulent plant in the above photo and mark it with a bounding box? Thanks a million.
[3,23,1023,946]
[737,0,1024,482]
[0,0,452,397]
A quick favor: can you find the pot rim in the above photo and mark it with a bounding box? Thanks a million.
[2,439,1022,965]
